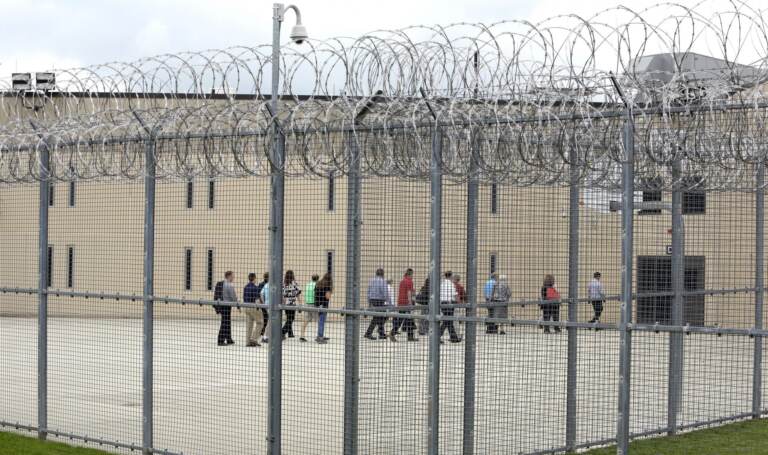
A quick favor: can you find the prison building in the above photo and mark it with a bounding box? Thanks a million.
[0,173,762,328]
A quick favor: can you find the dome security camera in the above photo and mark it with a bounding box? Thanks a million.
[290,24,308,44]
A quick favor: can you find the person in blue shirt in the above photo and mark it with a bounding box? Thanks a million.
[257,273,269,342]
[260,277,271,343]
[243,273,263,347]
[364,268,390,340]
[484,273,499,333]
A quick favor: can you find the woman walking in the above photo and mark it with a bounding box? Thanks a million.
[299,274,319,342]
[282,270,301,338]
[314,273,333,344]
[540,274,561,333]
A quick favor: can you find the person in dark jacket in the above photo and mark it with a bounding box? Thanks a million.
[540,274,561,334]
[217,271,238,346]
[314,273,333,344]
[243,272,263,347]
[415,277,430,336]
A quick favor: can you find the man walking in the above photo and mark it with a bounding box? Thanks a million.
[484,273,499,334]
[391,268,418,341]
[440,271,462,343]
[364,268,390,340]
[257,273,269,342]
[588,272,606,323]
[243,272,263,347]
[259,274,272,343]
[217,271,237,346]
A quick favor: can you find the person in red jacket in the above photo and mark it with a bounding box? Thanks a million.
[452,274,465,305]
[390,268,418,341]
[452,274,466,334]
[540,274,561,334]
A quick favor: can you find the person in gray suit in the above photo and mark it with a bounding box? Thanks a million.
[218,270,238,346]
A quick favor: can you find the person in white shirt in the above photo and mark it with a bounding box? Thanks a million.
[587,272,606,323]
[439,271,461,343]
[385,278,396,341]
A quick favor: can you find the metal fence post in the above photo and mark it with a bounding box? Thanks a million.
[267,129,286,455]
[668,160,684,435]
[142,138,156,455]
[428,128,443,455]
[566,147,580,452]
[754,159,764,419]
[37,138,50,441]
[267,6,285,453]
[462,128,479,455]
[616,111,635,455]
[343,133,362,455]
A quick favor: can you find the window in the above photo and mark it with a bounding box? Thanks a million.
[326,251,334,274]
[640,190,662,214]
[490,253,497,275]
[327,172,335,211]
[639,178,662,215]
[67,246,74,288]
[683,191,706,214]
[206,249,214,291]
[184,248,192,291]
[48,184,55,206]
[683,177,706,214]
[68,181,76,207]
[208,180,215,209]
[490,184,498,214]
[186,181,194,209]
[47,246,53,288]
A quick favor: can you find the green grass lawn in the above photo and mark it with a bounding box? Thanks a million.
[2,419,767,455]
[583,418,768,454]
[0,432,116,455]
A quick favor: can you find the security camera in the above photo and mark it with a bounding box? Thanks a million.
[290,24,308,44]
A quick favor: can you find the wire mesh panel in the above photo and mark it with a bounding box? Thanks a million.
[474,325,570,454]
[679,333,753,427]
[0,184,38,431]
[280,175,347,454]
[45,180,144,452]
[628,331,669,437]
[575,329,620,448]
[357,177,431,455]
[47,301,142,452]
[153,302,269,455]
[763,342,768,415]
[153,174,271,455]
[3,2,768,454]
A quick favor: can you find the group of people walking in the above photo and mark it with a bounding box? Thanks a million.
[483,271,606,333]
[364,268,468,343]
[213,270,334,346]
[212,266,608,346]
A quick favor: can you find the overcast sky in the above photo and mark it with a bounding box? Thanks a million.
[0,0,739,75]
